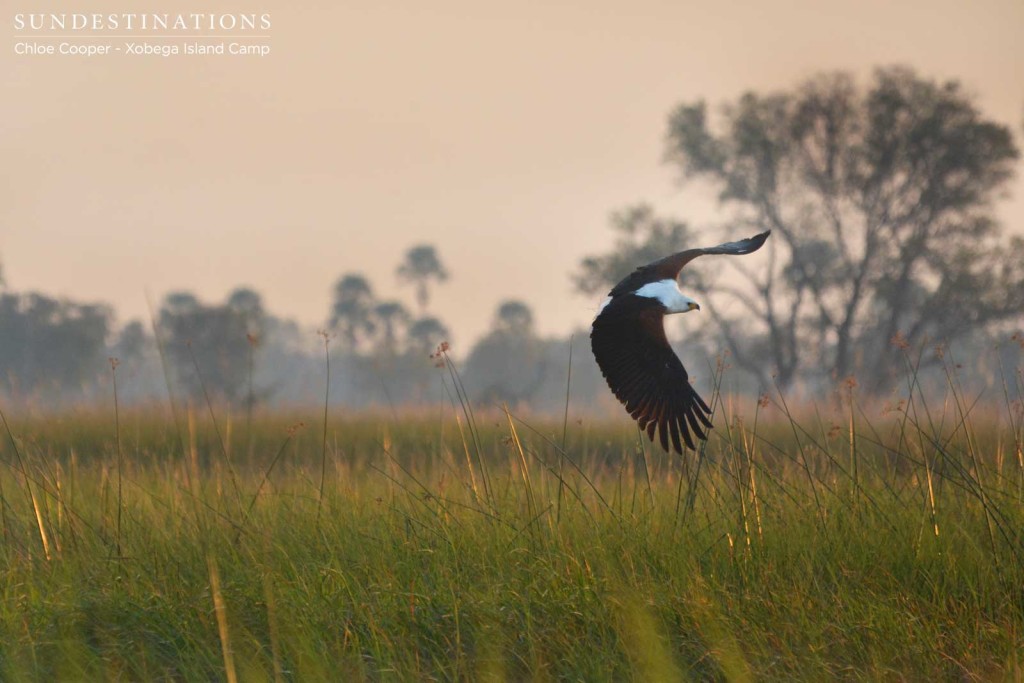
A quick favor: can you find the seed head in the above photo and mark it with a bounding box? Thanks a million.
[429,341,451,368]
[827,422,842,441]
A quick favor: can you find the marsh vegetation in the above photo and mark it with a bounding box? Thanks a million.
[1,348,1022,680]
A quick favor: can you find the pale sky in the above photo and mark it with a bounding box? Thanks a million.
[3,0,1022,349]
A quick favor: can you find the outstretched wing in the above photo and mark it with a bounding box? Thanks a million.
[609,230,771,297]
[591,296,713,453]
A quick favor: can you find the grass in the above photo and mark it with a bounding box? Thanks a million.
[0,357,1023,680]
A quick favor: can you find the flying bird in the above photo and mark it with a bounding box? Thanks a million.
[590,231,771,454]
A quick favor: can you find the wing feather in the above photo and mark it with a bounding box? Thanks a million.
[668,414,682,454]
[677,414,696,451]
[684,408,707,442]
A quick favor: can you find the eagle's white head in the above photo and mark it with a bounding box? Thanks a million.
[634,279,700,314]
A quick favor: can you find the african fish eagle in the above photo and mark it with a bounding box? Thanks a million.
[590,230,771,453]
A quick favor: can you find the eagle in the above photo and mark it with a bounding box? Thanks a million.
[590,231,771,453]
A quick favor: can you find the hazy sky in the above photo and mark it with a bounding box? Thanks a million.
[3,0,1022,349]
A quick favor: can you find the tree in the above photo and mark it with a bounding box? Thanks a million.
[373,300,411,354]
[0,292,111,393]
[598,66,1020,393]
[396,245,448,312]
[406,316,450,356]
[329,274,377,351]
[162,291,199,314]
[226,287,265,335]
[158,290,266,406]
[465,300,548,405]
[113,320,148,364]
[493,300,534,334]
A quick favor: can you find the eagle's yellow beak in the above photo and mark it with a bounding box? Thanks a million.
[688,302,700,311]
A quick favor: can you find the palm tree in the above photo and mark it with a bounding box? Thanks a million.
[396,245,448,313]
[329,273,376,351]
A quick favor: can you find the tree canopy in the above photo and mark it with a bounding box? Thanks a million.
[329,274,377,352]
[581,66,1022,393]
[0,292,111,394]
[397,245,449,312]
[158,287,268,406]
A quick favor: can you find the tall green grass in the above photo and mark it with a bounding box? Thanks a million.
[0,352,1022,680]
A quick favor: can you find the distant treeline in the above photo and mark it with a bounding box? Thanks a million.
[0,256,1019,414]
[0,246,619,412]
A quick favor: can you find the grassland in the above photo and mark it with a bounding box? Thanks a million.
[0,369,1023,680]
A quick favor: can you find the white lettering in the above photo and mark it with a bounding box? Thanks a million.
[124,42,179,57]
[15,42,55,55]
[11,13,274,35]
[229,43,270,56]
[59,42,111,56]
[185,42,224,55]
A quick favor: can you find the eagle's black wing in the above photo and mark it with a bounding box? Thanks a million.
[591,296,712,453]
[608,230,771,298]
